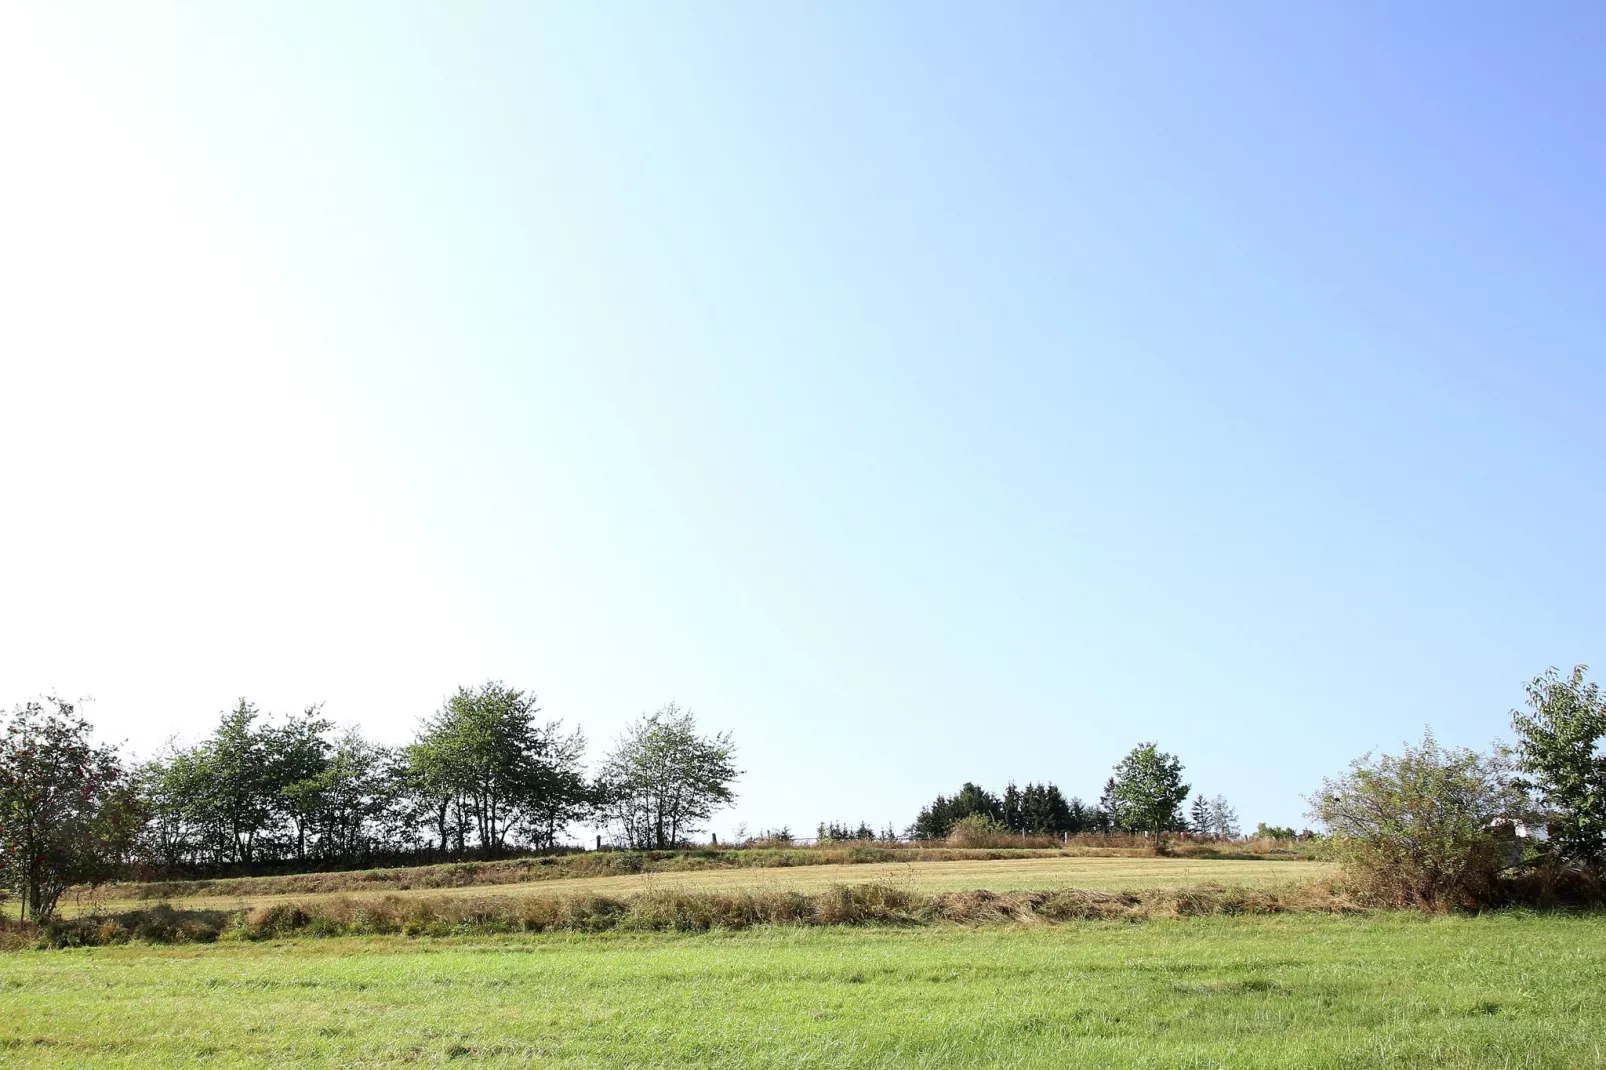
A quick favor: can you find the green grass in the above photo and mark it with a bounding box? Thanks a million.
[3,912,1604,1067]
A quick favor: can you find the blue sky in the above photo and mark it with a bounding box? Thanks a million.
[3,2,1604,835]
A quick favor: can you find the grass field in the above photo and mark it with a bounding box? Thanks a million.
[3,912,1603,1068]
[65,855,1333,916]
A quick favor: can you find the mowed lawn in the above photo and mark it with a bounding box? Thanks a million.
[3,912,1604,1068]
[74,856,1333,915]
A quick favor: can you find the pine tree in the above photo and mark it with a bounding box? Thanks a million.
[1189,793,1212,837]
[1097,777,1122,832]
[1065,796,1090,835]
[1003,782,1024,832]
[1037,783,1073,834]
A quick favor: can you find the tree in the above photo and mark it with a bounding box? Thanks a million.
[408,682,590,856]
[817,821,877,843]
[911,780,1078,839]
[599,703,739,849]
[1064,796,1092,835]
[1189,794,1212,836]
[269,706,334,862]
[1108,743,1190,840]
[402,731,467,857]
[0,698,139,920]
[1002,782,1023,832]
[1308,729,1522,910]
[1510,665,1606,870]
[187,700,279,864]
[132,701,409,871]
[908,782,1003,840]
[1209,795,1240,840]
[520,723,592,850]
[1020,783,1074,835]
[133,740,199,871]
[303,729,398,860]
[1096,777,1123,833]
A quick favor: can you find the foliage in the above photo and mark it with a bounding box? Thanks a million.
[748,827,793,846]
[945,812,1012,846]
[1107,743,1190,839]
[1308,729,1522,910]
[913,781,1090,841]
[1209,795,1240,840]
[1189,794,1211,836]
[817,821,877,842]
[126,683,596,873]
[1509,664,1606,870]
[0,698,139,919]
[598,703,740,849]
[908,782,1001,840]
[1255,823,1298,840]
[1001,782,1080,835]
[408,683,591,856]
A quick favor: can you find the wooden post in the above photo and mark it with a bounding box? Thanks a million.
[595,834,602,851]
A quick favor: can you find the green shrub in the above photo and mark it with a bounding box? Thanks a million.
[1309,730,1522,911]
[945,813,1013,848]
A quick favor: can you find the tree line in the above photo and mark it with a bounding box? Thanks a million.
[9,662,1601,920]
[0,684,740,920]
[906,741,1242,841]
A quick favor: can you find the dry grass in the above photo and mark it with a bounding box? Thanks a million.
[15,878,1362,947]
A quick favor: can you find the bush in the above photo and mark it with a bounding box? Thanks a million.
[945,813,1013,847]
[1308,730,1522,911]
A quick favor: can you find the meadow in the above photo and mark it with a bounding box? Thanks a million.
[63,852,1332,917]
[3,912,1604,1068]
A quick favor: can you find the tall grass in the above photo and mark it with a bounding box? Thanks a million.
[8,880,1363,948]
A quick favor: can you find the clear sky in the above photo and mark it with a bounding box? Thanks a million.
[3,2,1604,837]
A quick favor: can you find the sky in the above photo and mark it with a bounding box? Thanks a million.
[3,1,1604,838]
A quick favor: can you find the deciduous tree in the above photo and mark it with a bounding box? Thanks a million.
[1108,743,1190,840]
[0,698,139,920]
[1510,665,1606,870]
[599,703,738,849]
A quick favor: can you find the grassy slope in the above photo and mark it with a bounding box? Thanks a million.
[62,856,1334,916]
[84,840,1314,905]
[3,913,1604,1068]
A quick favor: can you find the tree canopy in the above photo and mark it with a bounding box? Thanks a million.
[1510,664,1606,870]
[0,698,138,920]
[598,703,739,850]
[1108,743,1190,838]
